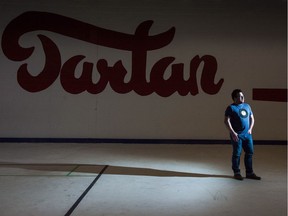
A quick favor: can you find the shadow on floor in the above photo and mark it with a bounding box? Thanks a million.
[0,162,233,179]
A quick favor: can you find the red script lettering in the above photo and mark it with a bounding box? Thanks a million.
[1,11,224,97]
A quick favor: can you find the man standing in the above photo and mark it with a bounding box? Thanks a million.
[224,89,261,180]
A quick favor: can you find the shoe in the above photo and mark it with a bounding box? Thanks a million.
[246,173,261,180]
[234,174,244,180]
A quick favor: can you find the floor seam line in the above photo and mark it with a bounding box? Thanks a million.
[66,165,79,176]
[64,165,109,216]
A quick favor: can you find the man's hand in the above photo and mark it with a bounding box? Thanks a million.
[231,132,239,142]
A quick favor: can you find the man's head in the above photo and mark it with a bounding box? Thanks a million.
[231,89,244,104]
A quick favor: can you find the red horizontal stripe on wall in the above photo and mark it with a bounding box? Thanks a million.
[253,88,287,102]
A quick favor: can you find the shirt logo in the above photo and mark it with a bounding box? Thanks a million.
[239,109,248,118]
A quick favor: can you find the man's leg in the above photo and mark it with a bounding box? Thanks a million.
[232,138,242,179]
[243,134,254,175]
[243,134,261,180]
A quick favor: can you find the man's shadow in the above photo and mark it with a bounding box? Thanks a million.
[0,162,233,179]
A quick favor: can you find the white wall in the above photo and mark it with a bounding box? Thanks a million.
[0,0,286,141]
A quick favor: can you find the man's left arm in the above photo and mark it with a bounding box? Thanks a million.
[248,114,255,134]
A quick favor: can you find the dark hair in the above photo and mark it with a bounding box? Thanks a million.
[231,89,242,100]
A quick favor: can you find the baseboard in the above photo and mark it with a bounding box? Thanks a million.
[0,137,286,145]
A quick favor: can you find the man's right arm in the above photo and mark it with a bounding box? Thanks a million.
[224,116,239,142]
